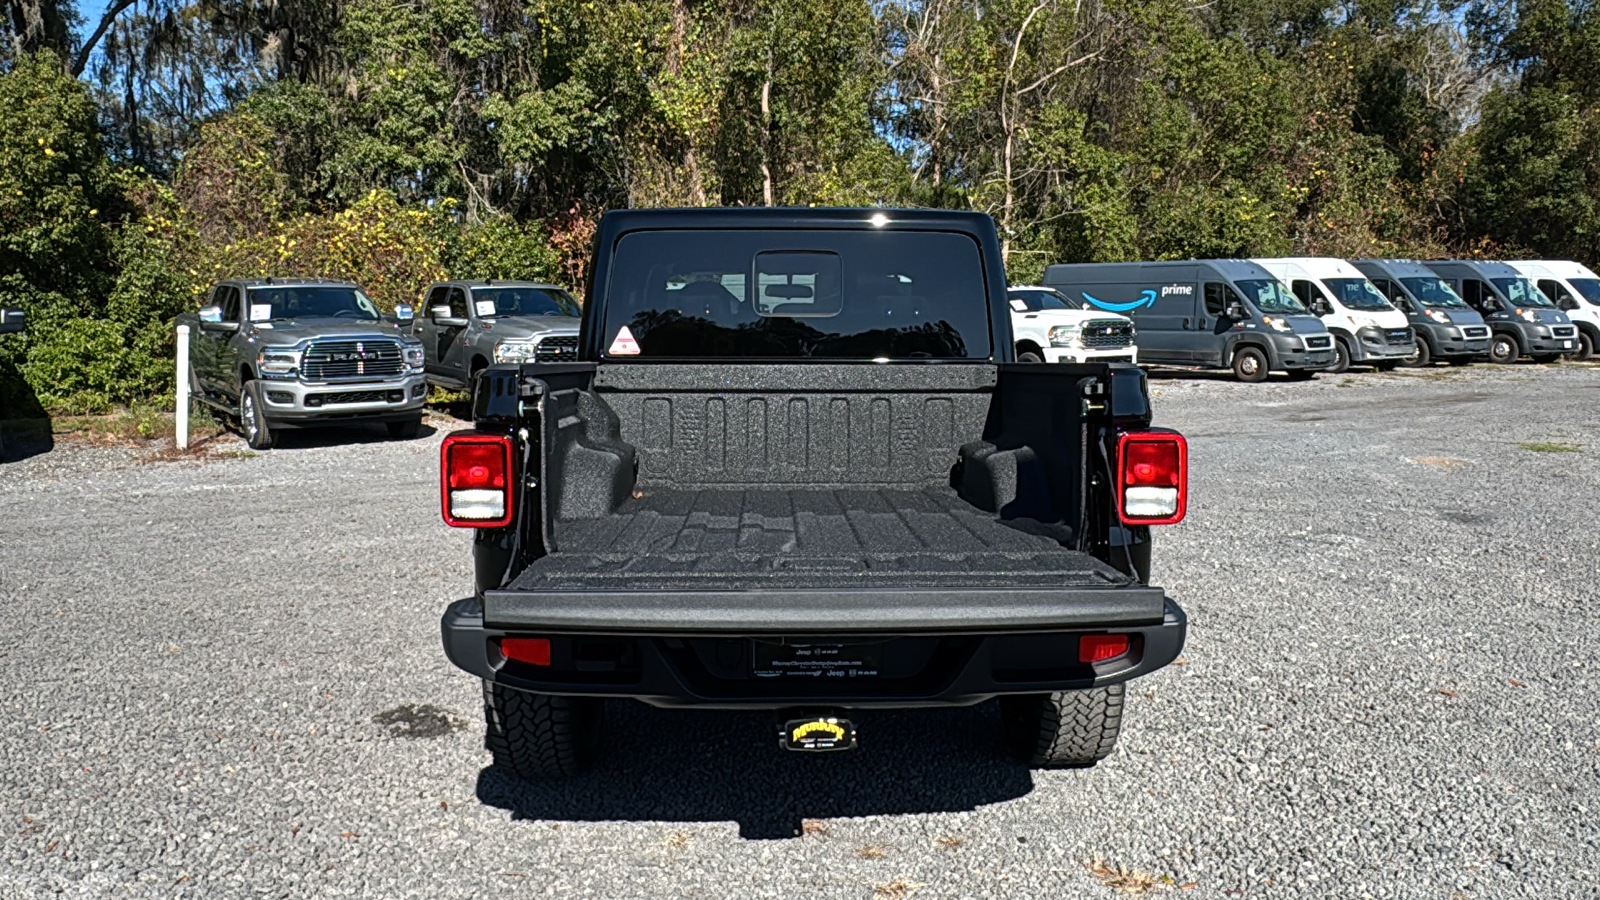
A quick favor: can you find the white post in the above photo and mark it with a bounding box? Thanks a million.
[175,325,190,450]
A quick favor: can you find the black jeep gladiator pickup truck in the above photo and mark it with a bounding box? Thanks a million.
[438,208,1188,777]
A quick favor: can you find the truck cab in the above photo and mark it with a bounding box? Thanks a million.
[1351,259,1491,367]
[411,281,581,398]
[1504,260,1600,362]
[176,278,428,449]
[1252,257,1413,373]
[1006,285,1136,364]
[1044,259,1334,382]
[1422,261,1577,364]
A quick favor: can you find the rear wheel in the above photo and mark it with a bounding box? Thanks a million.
[1401,336,1431,368]
[1489,333,1519,364]
[387,417,422,440]
[239,380,275,450]
[483,681,603,779]
[1017,349,1045,363]
[1001,684,1125,768]
[1231,346,1269,383]
[1328,338,1352,374]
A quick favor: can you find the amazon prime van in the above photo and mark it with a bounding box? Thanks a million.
[1422,261,1578,363]
[1043,260,1335,382]
[1252,257,1413,372]
[1351,259,1491,367]
[1504,260,1600,361]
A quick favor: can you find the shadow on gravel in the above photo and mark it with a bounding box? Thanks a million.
[264,421,440,450]
[475,699,1034,840]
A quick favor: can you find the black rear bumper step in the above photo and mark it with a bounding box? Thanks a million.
[441,596,1187,708]
[481,584,1168,633]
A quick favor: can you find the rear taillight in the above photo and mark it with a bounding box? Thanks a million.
[1116,430,1186,525]
[441,432,514,527]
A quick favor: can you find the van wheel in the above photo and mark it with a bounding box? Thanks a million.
[483,681,603,779]
[1231,346,1269,383]
[239,380,275,450]
[1002,684,1124,768]
[1489,333,1519,363]
[1401,336,1431,367]
[1571,331,1595,362]
[1017,350,1044,363]
[1328,338,1352,374]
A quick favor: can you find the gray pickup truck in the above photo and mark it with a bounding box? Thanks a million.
[176,278,427,450]
[410,280,580,401]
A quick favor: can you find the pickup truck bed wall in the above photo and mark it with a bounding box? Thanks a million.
[482,360,1161,632]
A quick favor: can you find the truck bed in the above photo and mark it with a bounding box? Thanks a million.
[484,485,1166,632]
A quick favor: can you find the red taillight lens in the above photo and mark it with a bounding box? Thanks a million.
[441,433,514,527]
[1079,634,1130,664]
[500,637,551,666]
[1116,430,1187,525]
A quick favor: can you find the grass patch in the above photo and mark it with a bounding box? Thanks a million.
[873,881,924,899]
[426,386,471,419]
[1516,441,1581,453]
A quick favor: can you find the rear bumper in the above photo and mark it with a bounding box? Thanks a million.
[440,596,1187,709]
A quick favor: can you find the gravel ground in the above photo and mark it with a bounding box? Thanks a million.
[3,364,1599,899]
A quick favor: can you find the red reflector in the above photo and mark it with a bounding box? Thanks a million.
[1079,634,1130,664]
[501,637,551,666]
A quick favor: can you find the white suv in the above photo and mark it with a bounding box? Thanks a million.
[1008,286,1137,364]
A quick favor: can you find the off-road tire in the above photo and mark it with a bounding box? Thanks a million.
[387,417,422,439]
[1401,336,1431,368]
[1001,684,1125,768]
[1328,338,1352,374]
[1231,346,1270,383]
[1489,333,1519,364]
[483,681,602,779]
[240,380,275,450]
[1017,350,1045,363]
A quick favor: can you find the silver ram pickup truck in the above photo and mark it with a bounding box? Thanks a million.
[409,281,580,402]
[176,278,427,450]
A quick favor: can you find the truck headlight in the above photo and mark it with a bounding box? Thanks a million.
[1261,316,1294,332]
[1047,324,1082,347]
[257,347,302,379]
[1517,309,1539,323]
[403,344,424,372]
[1427,310,1451,324]
[494,339,539,364]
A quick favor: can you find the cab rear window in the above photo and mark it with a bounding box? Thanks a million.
[600,230,992,359]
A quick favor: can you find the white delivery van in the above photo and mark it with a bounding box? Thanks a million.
[1504,260,1600,361]
[1252,257,1414,373]
[1006,285,1137,364]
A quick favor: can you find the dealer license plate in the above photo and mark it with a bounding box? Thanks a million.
[752,642,881,679]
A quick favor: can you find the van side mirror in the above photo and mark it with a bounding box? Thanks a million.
[1313,299,1332,316]
[1226,303,1248,320]
[0,307,23,334]
[199,306,222,323]
[394,304,415,323]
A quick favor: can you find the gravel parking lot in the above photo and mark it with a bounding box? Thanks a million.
[3,363,1598,899]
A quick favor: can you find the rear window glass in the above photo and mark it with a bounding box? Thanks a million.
[601,230,992,359]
